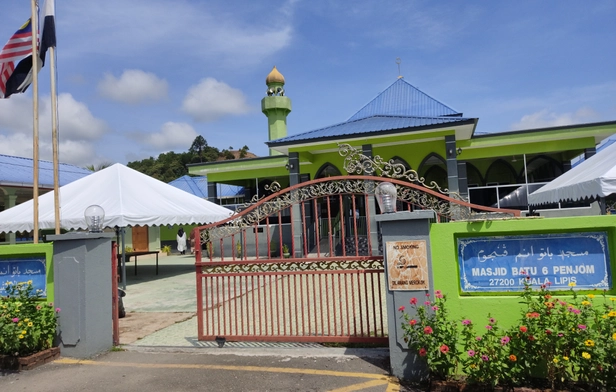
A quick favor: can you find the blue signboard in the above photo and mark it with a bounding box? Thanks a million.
[0,257,47,297]
[458,232,611,292]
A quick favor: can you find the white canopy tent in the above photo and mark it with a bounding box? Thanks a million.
[0,163,233,233]
[528,141,616,211]
[0,163,234,288]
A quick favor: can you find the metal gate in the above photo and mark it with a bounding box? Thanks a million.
[194,146,520,343]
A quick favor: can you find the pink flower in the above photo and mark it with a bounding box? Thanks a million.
[435,290,443,298]
[419,348,427,357]
[398,306,405,312]
[55,307,61,313]
[424,326,433,335]
[424,301,431,306]
[431,306,439,311]
[489,317,495,324]
[435,290,442,295]
[467,350,475,357]
[481,355,489,362]
[578,324,587,330]
[486,325,493,330]
[410,298,417,305]
[12,317,19,323]
[462,319,472,325]
[476,336,482,341]
[409,319,417,326]
[500,336,510,345]
[425,292,430,297]
[440,345,449,354]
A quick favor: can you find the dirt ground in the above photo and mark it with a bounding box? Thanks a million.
[119,312,194,345]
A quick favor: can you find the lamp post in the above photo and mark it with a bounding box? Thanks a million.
[84,205,105,232]
[375,182,397,214]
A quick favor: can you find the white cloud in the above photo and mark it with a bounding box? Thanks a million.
[0,133,99,168]
[182,78,252,122]
[510,107,601,130]
[0,93,108,167]
[98,70,169,104]
[140,122,199,150]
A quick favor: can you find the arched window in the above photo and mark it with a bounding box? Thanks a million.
[485,159,517,185]
[315,163,341,179]
[465,163,484,187]
[523,155,563,183]
[418,153,447,190]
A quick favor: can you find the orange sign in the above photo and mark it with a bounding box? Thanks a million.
[386,240,429,291]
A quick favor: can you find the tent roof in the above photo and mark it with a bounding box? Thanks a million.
[0,163,233,233]
[528,141,616,206]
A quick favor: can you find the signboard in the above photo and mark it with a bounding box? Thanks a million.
[386,240,429,291]
[0,257,47,297]
[458,232,611,292]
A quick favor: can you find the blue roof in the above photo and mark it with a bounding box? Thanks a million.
[0,154,92,188]
[348,78,462,121]
[169,175,244,198]
[268,78,471,145]
[271,115,474,144]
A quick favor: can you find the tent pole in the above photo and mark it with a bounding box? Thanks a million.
[599,197,607,215]
[121,227,127,290]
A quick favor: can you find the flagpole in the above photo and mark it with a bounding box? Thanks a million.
[31,0,40,243]
[50,43,60,234]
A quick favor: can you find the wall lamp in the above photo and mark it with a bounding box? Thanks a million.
[448,147,463,157]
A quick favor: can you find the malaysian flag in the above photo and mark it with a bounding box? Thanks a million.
[0,18,35,98]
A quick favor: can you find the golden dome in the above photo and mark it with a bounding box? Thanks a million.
[266,66,285,85]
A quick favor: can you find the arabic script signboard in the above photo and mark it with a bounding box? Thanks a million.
[386,240,429,291]
[0,257,47,297]
[458,232,611,292]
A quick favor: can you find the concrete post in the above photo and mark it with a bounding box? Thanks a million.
[376,210,436,382]
[48,232,114,358]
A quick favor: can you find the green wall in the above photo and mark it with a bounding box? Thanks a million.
[0,243,55,304]
[429,215,616,328]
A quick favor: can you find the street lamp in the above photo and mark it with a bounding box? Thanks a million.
[375,182,397,214]
[84,205,105,232]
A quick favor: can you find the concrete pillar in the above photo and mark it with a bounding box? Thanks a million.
[362,144,380,255]
[48,232,114,358]
[584,147,596,160]
[3,191,17,244]
[207,181,218,204]
[445,135,459,194]
[288,152,302,256]
[376,210,436,382]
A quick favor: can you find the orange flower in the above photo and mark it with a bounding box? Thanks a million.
[509,354,517,362]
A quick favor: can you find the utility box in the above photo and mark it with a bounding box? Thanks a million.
[48,232,114,358]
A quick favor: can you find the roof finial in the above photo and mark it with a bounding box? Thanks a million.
[396,57,403,79]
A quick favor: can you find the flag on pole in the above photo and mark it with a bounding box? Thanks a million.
[40,0,56,66]
[0,0,56,99]
[0,18,34,98]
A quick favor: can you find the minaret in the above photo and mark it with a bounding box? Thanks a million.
[261,66,291,156]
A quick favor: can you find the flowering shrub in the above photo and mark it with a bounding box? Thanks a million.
[507,277,616,390]
[399,283,616,390]
[399,291,459,380]
[0,281,59,357]
[460,316,518,387]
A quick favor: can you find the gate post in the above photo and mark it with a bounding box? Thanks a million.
[376,210,436,382]
[48,232,115,358]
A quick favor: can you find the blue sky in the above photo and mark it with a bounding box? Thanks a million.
[0,0,615,168]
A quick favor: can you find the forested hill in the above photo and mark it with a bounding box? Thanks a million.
[126,136,252,183]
